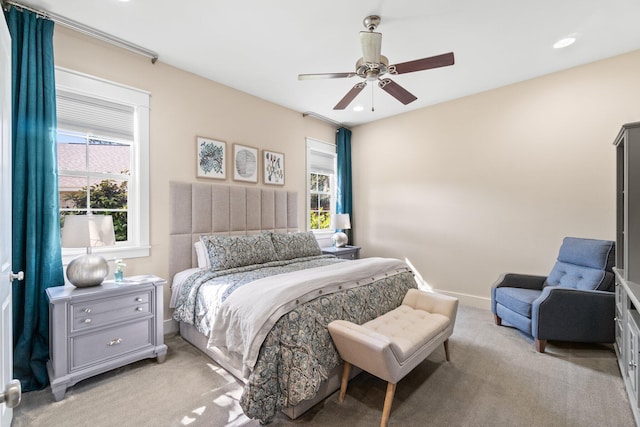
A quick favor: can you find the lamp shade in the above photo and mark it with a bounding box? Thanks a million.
[331,214,351,230]
[61,215,116,248]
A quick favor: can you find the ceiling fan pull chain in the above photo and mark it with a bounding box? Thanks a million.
[371,83,375,112]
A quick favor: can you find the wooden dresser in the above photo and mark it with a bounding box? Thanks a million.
[46,275,167,401]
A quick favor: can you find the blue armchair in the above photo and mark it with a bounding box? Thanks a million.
[491,237,615,352]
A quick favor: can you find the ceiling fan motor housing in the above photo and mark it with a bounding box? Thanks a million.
[356,55,389,81]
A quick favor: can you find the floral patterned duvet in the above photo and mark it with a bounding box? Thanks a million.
[172,255,417,423]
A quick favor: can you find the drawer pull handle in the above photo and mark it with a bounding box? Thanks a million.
[84,308,91,314]
[108,338,123,346]
[135,307,143,312]
[83,318,92,324]
[135,297,143,302]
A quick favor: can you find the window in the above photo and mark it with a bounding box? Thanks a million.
[55,67,150,263]
[306,138,336,232]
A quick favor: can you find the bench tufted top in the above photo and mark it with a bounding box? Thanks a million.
[364,305,450,363]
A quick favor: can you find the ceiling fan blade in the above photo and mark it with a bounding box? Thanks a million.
[298,72,356,80]
[360,31,382,64]
[390,52,455,75]
[334,82,367,110]
[378,78,417,105]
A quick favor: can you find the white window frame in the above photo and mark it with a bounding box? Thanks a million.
[306,137,337,237]
[56,67,150,265]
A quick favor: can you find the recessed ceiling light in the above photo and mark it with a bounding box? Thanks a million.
[553,36,577,49]
[353,105,364,112]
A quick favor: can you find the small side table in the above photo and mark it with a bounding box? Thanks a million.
[46,275,167,401]
[322,245,361,260]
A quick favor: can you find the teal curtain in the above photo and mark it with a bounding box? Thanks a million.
[336,127,353,242]
[6,7,64,391]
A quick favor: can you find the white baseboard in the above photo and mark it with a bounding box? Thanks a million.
[435,289,491,310]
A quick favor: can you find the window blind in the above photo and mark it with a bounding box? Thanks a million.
[309,150,335,175]
[308,139,336,175]
[57,91,134,140]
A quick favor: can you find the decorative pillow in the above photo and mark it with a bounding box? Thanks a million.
[194,240,210,269]
[270,231,321,261]
[200,233,279,271]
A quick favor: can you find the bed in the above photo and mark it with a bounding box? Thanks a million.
[169,182,417,423]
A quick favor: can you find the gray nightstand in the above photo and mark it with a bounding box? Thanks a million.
[46,275,167,401]
[322,245,361,260]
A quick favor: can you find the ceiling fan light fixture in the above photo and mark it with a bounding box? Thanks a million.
[553,35,577,49]
[353,104,364,112]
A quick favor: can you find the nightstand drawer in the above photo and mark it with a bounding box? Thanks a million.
[70,319,152,370]
[322,245,361,260]
[71,291,151,332]
[337,251,358,260]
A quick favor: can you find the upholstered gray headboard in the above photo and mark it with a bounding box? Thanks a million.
[169,181,298,283]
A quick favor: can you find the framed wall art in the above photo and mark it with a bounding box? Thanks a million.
[197,137,226,179]
[263,150,285,185]
[233,143,259,183]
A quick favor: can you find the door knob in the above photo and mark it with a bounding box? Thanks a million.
[9,271,24,283]
[0,379,21,408]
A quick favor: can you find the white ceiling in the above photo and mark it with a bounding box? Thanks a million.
[14,0,640,127]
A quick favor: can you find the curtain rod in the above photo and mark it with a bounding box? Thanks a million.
[3,1,159,63]
[302,111,349,130]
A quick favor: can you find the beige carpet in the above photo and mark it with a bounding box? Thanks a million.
[12,305,635,427]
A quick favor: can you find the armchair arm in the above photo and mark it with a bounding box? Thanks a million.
[492,273,547,290]
[328,320,400,383]
[532,287,615,343]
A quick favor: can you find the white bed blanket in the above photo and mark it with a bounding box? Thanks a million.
[208,257,411,374]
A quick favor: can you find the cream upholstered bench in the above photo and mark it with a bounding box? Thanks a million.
[328,289,459,427]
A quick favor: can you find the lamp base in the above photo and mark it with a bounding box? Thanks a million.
[66,254,109,287]
[331,231,349,248]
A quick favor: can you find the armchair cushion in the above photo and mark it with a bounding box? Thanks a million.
[544,262,608,290]
[493,287,541,318]
[555,236,615,270]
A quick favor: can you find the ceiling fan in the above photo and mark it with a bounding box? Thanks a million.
[298,15,455,110]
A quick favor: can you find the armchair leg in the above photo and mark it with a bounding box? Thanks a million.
[380,382,396,427]
[339,362,351,403]
[443,339,451,361]
[494,314,502,326]
[535,339,547,353]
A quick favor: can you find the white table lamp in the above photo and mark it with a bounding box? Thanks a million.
[61,215,115,287]
[331,213,351,248]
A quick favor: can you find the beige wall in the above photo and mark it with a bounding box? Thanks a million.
[352,49,640,307]
[52,27,337,319]
[53,23,640,313]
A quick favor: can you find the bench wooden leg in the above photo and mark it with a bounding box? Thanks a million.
[443,339,450,361]
[339,362,351,403]
[380,382,396,427]
[535,339,546,353]
[494,314,502,326]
